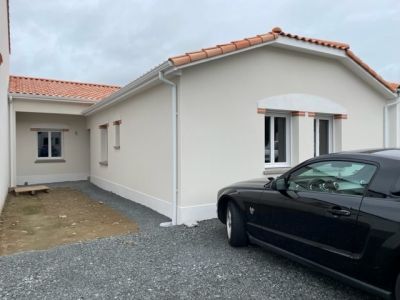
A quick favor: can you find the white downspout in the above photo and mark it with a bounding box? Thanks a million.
[384,94,400,148]
[158,71,178,226]
[8,95,16,188]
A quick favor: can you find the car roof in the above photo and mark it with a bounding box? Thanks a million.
[319,148,400,163]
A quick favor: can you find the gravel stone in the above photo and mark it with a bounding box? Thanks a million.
[0,181,379,299]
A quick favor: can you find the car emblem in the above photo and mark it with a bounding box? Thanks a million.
[249,206,255,215]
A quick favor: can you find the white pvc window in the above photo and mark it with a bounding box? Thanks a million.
[265,114,290,167]
[114,121,121,149]
[314,116,333,157]
[37,131,63,159]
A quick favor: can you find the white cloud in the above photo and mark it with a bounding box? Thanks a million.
[9,0,400,85]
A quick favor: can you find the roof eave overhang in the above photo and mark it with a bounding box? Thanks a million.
[273,37,397,99]
[173,36,397,99]
[83,35,397,116]
[9,93,98,105]
[171,39,277,70]
[83,61,174,116]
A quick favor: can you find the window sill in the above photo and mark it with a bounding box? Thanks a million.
[35,159,66,163]
[99,161,108,166]
[114,146,120,150]
[264,167,291,176]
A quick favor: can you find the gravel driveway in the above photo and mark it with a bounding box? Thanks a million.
[0,181,379,299]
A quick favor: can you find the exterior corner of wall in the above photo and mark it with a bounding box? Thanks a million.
[333,118,344,152]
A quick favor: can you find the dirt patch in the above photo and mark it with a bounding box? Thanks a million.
[0,188,139,256]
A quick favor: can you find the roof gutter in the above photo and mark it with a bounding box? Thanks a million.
[9,93,97,105]
[158,71,178,227]
[83,61,174,116]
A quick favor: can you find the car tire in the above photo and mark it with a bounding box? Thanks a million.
[395,272,400,300]
[226,201,248,247]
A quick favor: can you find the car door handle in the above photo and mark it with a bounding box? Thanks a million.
[327,207,351,217]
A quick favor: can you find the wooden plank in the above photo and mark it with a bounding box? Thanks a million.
[14,185,50,196]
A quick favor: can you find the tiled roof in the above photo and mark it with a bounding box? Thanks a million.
[388,82,400,91]
[9,76,120,101]
[169,27,398,93]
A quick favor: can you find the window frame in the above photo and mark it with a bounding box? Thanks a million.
[113,120,121,150]
[36,130,64,160]
[99,124,109,166]
[314,115,333,157]
[265,112,291,168]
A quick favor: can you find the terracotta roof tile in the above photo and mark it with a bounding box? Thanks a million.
[388,82,400,91]
[218,43,236,54]
[187,51,208,61]
[169,26,397,93]
[203,47,223,58]
[232,39,251,49]
[280,32,349,49]
[8,76,120,101]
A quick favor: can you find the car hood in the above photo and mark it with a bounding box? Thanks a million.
[217,178,269,199]
[230,178,268,190]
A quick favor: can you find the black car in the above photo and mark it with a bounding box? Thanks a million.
[217,149,400,299]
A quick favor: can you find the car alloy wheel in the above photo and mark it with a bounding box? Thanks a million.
[226,208,232,240]
[226,202,248,247]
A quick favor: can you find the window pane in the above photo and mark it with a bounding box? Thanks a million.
[288,160,377,196]
[274,117,286,162]
[265,117,271,163]
[319,120,329,155]
[51,132,62,157]
[101,128,108,162]
[38,132,49,158]
[115,124,120,148]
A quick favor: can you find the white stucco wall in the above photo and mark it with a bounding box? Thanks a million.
[178,45,389,221]
[87,83,173,218]
[388,104,399,147]
[13,98,93,115]
[16,112,90,184]
[0,0,10,211]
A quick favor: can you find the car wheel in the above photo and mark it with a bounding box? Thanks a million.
[395,272,400,300]
[226,202,248,247]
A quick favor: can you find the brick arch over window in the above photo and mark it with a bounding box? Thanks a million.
[257,93,347,115]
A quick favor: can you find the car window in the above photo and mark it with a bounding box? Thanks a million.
[288,160,377,196]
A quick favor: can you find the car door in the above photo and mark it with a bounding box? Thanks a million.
[247,159,377,275]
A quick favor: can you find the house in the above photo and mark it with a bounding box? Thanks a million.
[0,0,10,212]
[8,76,119,186]
[4,25,400,225]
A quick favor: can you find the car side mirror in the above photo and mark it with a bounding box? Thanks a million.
[272,178,287,191]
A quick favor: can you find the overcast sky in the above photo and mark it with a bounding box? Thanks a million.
[9,0,400,86]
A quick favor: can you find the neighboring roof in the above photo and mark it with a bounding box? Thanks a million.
[9,76,120,101]
[169,27,398,93]
[388,82,400,91]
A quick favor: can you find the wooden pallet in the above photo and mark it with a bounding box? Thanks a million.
[14,185,50,196]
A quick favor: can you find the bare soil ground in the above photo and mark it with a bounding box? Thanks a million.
[0,187,139,256]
